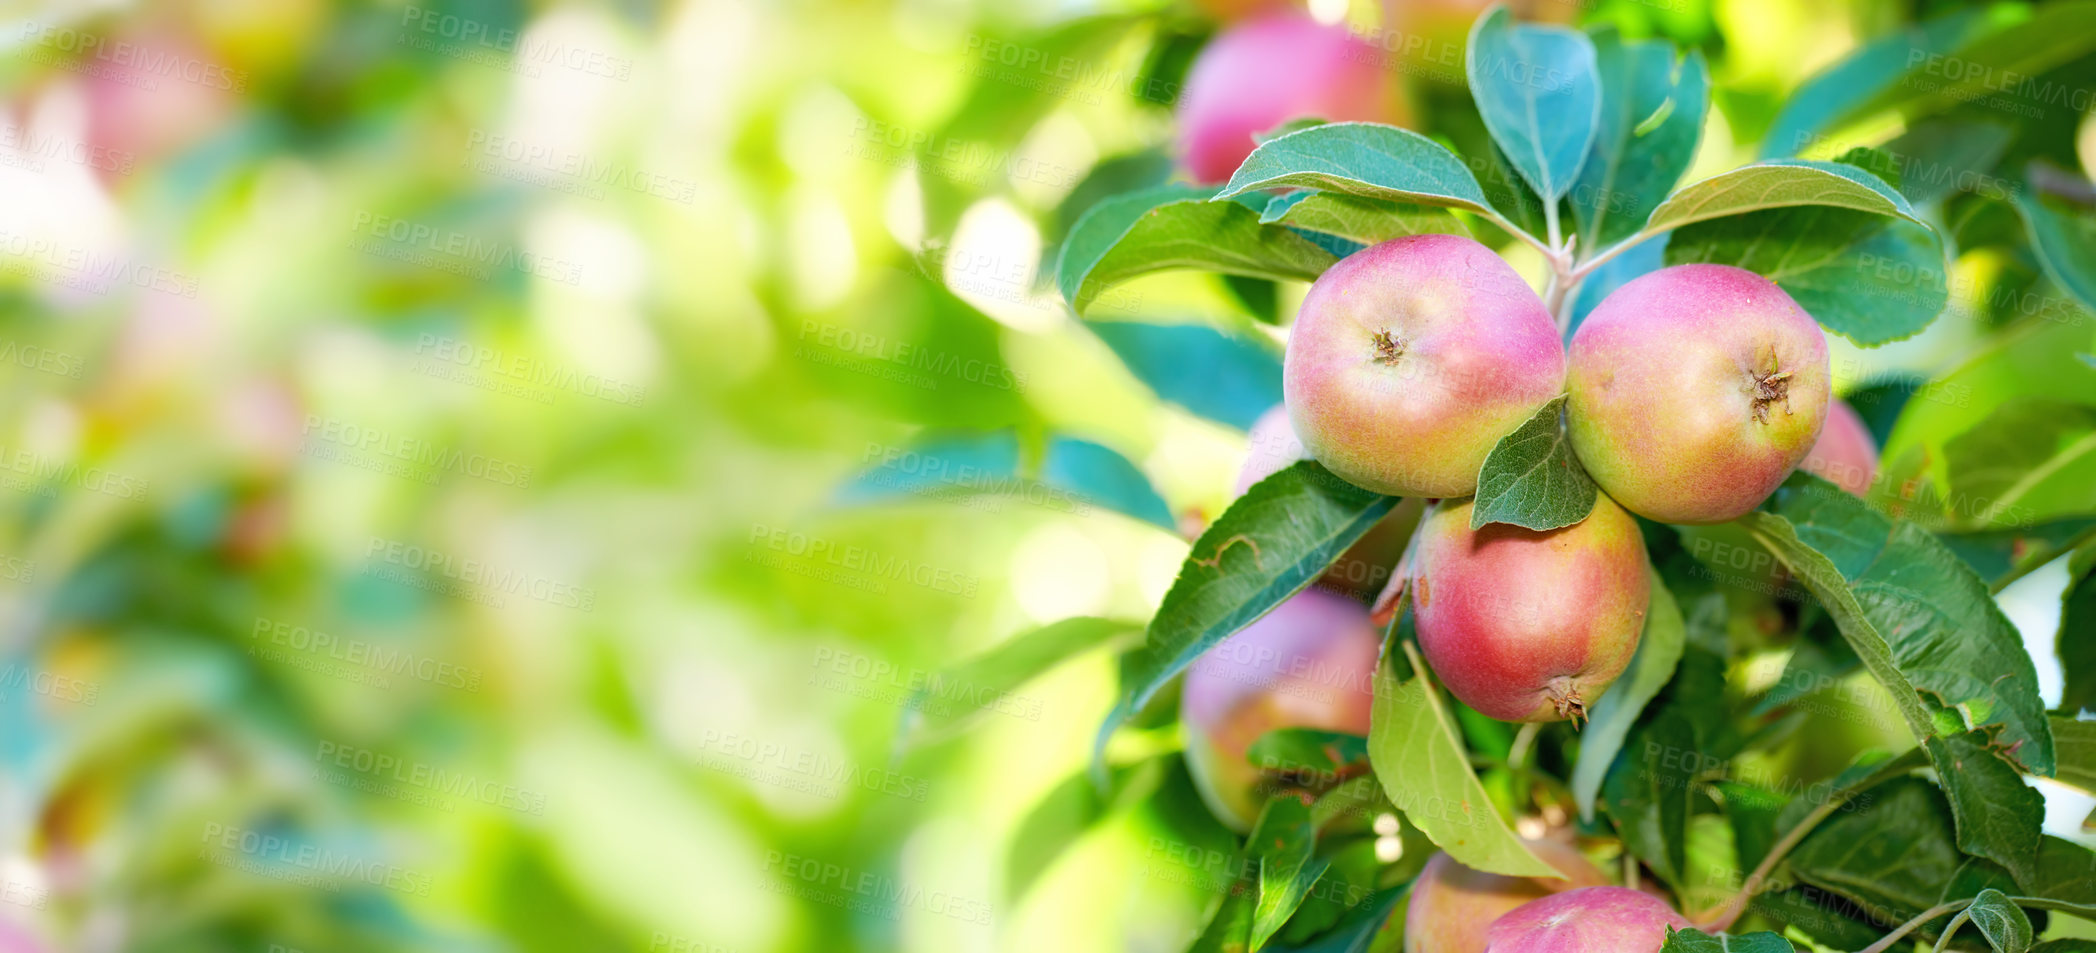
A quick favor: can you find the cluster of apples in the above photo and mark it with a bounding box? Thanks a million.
[1167,4,1884,948]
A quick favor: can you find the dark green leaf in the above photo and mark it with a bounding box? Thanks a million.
[1368,606,1556,878]
[1057,185,1337,314]
[1924,731,2044,886]
[1572,31,1709,250]
[1040,437,1180,530]
[1603,695,1697,887]
[1659,927,1797,952]
[1573,567,1684,820]
[1879,119,2015,206]
[2016,836,2096,916]
[2069,561,2096,714]
[1789,778,2013,937]
[1088,321,1283,431]
[1465,7,1600,203]
[1214,122,1498,215]
[1960,888,2034,953]
[1470,396,1598,531]
[2030,941,2096,953]
[1095,462,1397,777]
[1744,473,2057,776]
[1260,191,1470,245]
[1263,885,1406,953]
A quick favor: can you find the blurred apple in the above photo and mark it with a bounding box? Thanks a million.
[1176,13,1405,183]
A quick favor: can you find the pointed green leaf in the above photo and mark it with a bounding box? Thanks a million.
[1369,621,1556,878]
[1094,462,1397,778]
[1660,927,1797,952]
[1470,396,1598,531]
[1057,185,1337,314]
[1215,122,1497,214]
[1465,6,1601,203]
[1572,32,1709,250]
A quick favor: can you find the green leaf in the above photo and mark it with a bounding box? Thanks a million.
[1469,396,1598,531]
[1960,888,2035,953]
[838,431,1177,530]
[1573,567,1684,821]
[1214,122,1498,215]
[2017,835,2096,916]
[1368,614,1556,878]
[1923,730,2044,886]
[2030,941,2096,953]
[900,616,1140,748]
[1260,191,1471,245]
[2019,192,2096,317]
[2065,568,2096,713]
[1005,755,1172,902]
[1659,927,1797,952]
[1250,797,1331,950]
[1465,7,1600,203]
[1761,9,1995,154]
[1743,473,2057,776]
[1263,885,1406,953]
[1938,518,2096,591]
[1572,31,1709,250]
[1087,321,1283,431]
[1877,118,2014,206]
[1663,190,1949,347]
[1643,159,1928,236]
[1943,399,2096,527]
[1602,680,1697,886]
[1095,462,1397,777]
[1843,3,2096,128]
[1246,728,1369,779]
[1056,185,1337,314]
[1789,778,2016,937]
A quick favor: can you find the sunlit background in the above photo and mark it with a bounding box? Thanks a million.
[0,0,2089,950]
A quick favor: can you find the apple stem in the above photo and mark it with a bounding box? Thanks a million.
[1852,900,1973,953]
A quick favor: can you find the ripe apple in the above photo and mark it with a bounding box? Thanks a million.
[1176,13,1403,183]
[1285,234,1565,498]
[1410,495,1648,723]
[1181,588,1381,830]
[1484,886,1692,953]
[1405,843,1609,953]
[1799,397,1878,496]
[1566,264,1831,524]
